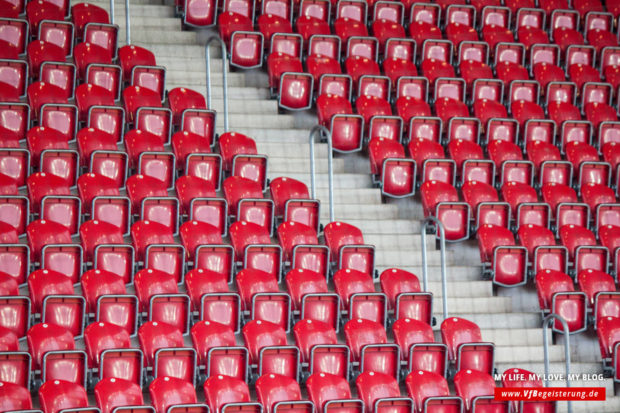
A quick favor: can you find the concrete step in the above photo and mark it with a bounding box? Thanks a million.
[106,5,175,18]
[320,204,401,220]
[376,249,482,267]
[72,0,166,5]
[425,281,494,299]
[311,188,383,205]
[451,313,542,330]
[365,234,447,250]
[146,43,221,58]
[377,265,483,282]
[236,128,317,142]
[276,173,372,189]
[127,29,198,44]
[495,344,567,363]
[166,70,248,87]
[480,328,552,347]
[208,99,280,114]
[342,219,427,235]
[430,297,512,315]
[268,158,346,174]
[109,16,181,29]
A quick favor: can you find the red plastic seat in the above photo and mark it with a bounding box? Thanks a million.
[218,12,264,68]
[39,380,93,413]
[75,83,115,122]
[28,81,69,119]
[406,370,463,413]
[307,372,361,413]
[501,181,537,215]
[440,317,494,375]
[229,219,271,260]
[95,377,146,413]
[26,219,72,262]
[454,369,509,413]
[535,269,588,333]
[344,318,399,378]
[242,318,287,365]
[26,0,64,36]
[27,268,73,315]
[269,177,319,231]
[334,268,382,322]
[126,173,167,213]
[0,381,32,412]
[477,224,528,286]
[83,320,132,372]
[392,318,447,377]
[204,375,253,413]
[134,266,178,307]
[118,44,164,99]
[237,268,289,330]
[130,220,175,263]
[255,373,307,413]
[292,318,344,376]
[517,224,555,257]
[420,181,470,241]
[323,221,363,258]
[380,267,430,323]
[190,320,238,367]
[26,39,65,78]
[138,321,183,370]
[597,316,620,361]
[355,371,410,413]
[284,267,328,311]
[71,3,109,38]
[150,376,202,413]
[368,138,415,197]
[577,269,618,322]
[277,221,318,260]
[122,85,162,124]
[27,322,74,369]
[168,87,206,124]
[74,42,112,80]
[316,93,352,126]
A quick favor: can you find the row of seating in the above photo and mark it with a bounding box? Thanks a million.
[0,2,566,413]
[172,0,620,400]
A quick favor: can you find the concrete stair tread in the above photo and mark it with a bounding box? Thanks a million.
[67,0,620,409]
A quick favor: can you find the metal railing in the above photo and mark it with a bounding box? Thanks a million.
[205,36,229,132]
[542,313,572,413]
[420,216,448,320]
[308,125,334,223]
[109,0,131,45]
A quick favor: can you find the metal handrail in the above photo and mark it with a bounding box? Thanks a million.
[542,313,572,413]
[308,125,334,222]
[420,216,448,320]
[205,36,229,132]
[109,0,131,45]
[124,0,130,45]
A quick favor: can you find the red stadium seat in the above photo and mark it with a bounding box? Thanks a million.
[39,380,95,413]
[441,317,494,375]
[405,370,463,413]
[95,378,147,413]
[355,371,411,413]
[536,269,588,333]
[454,369,509,412]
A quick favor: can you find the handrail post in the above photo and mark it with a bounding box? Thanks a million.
[308,125,334,223]
[420,217,448,321]
[124,0,131,45]
[205,36,229,132]
[109,0,115,24]
[542,313,572,413]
